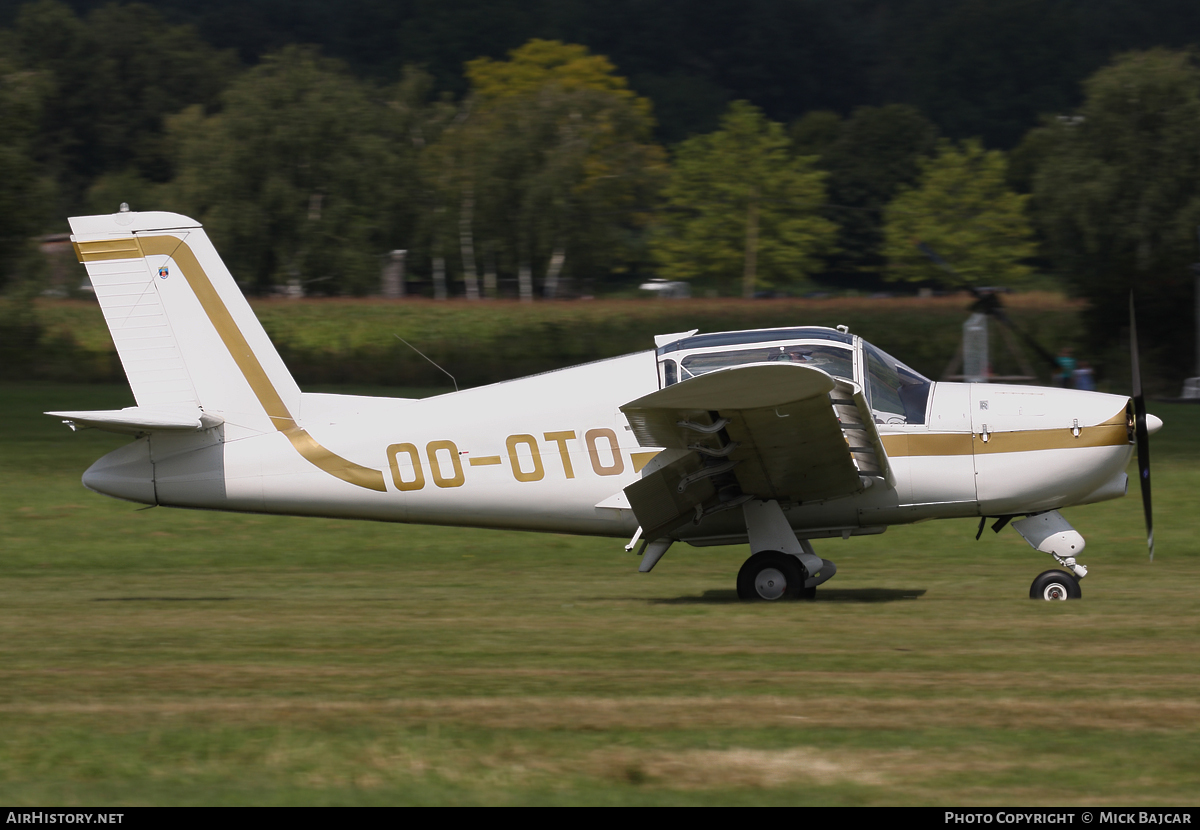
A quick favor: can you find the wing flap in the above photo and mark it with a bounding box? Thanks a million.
[622,451,716,540]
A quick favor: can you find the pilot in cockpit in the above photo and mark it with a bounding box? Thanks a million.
[768,346,810,364]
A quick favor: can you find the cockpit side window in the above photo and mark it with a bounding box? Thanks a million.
[661,359,678,388]
[863,342,931,425]
[677,344,854,382]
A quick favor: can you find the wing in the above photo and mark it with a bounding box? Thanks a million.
[619,363,894,540]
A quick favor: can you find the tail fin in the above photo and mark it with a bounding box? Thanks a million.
[68,210,387,495]
[69,210,300,435]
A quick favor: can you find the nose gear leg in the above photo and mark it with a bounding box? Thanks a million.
[1012,510,1088,579]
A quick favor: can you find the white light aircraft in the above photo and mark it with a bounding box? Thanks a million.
[53,210,1163,601]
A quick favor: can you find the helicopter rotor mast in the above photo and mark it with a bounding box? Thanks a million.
[916,241,1059,382]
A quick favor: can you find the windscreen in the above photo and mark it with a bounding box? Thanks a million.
[863,342,931,425]
[679,344,854,382]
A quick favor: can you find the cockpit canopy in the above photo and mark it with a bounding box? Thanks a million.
[655,326,932,425]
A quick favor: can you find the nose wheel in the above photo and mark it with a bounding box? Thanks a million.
[1030,569,1081,601]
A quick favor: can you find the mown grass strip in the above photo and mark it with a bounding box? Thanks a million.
[1,384,1196,805]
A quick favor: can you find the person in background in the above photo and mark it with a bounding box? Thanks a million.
[1073,362,1095,391]
[1056,348,1077,387]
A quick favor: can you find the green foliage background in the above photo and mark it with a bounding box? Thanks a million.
[883,140,1035,287]
[1033,49,1200,381]
[166,46,398,295]
[5,1,1200,383]
[651,101,836,297]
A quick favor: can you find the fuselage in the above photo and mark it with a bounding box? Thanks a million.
[84,348,1135,544]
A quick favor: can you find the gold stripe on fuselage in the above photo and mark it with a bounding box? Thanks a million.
[973,423,1128,454]
[881,414,1129,457]
[880,433,973,457]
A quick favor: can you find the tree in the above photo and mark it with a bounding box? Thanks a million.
[379,67,458,298]
[817,105,939,286]
[0,54,53,290]
[1033,49,1200,382]
[882,139,1034,287]
[12,0,236,215]
[651,101,836,298]
[167,46,406,295]
[788,110,842,157]
[440,39,665,299]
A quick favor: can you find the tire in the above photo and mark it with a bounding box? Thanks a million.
[737,551,805,601]
[1029,569,1082,601]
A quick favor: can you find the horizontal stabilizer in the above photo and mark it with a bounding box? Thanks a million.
[46,407,223,435]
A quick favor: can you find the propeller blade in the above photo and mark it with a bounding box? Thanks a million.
[1130,293,1154,560]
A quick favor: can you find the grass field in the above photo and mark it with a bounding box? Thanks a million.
[2,382,1198,806]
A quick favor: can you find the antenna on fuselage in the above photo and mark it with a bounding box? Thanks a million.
[393,334,458,392]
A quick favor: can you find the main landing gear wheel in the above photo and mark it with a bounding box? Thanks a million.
[737,551,807,601]
[1029,569,1082,601]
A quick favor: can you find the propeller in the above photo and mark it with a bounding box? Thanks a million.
[1129,292,1155,561]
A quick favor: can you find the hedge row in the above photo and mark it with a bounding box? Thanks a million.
[1,293,1086,391]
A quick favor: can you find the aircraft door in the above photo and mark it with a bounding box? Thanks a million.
[907,382,977,509]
